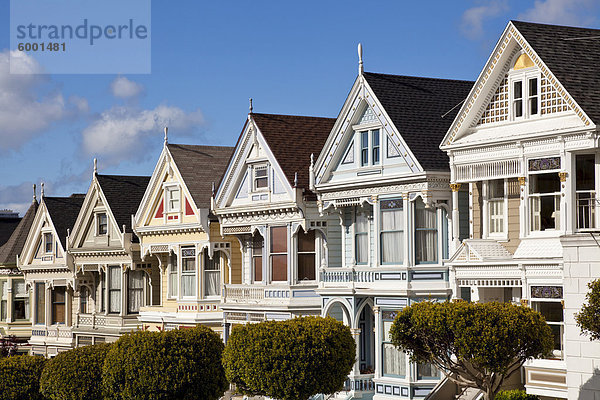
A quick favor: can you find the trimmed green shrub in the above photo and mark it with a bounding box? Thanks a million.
[496,390,540,400]
[223,316,355,400]
[576,279,600,340]
[102,326,227,400]
[40,343,112,400]
[0,355,45,400]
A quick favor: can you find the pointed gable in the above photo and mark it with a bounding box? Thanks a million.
[43,195,85,250]
[0,201,38,265]
[252,113,335,189]
[363,72,474,171]
[96,174,150,234]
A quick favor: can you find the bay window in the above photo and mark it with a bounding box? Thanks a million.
[270,226,288,282]
[415,200,437,264]
[168,253,178,298]
[252,234,263,282]
[181,247,196,297]
[204,251,221,297]
[355,208,369,265]
[382,312,406,377]
[51,287,66,324]
[12,280,29,321]
[532,301,564,358]
[488,179,505,235]
[108,266,121,313]
[576,154,596,229]
[380,199,403,264]
[297,229,316,281]
[127,270,144,313]
[529,173,560,231]
[0,281,7,321]
[35,283,45,324]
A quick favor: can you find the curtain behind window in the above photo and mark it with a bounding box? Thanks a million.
[380,200,403,264]
[204,251,220,297]
[109,266,121,313]
[415,200,437,263]
[128,271,144,313]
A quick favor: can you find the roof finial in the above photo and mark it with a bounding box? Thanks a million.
[249,98,253,114]
[309,154,315,191]
[294,172,298,188]
[93,158,97,175]
[164,127,168,146]
[41,182,45,198]
[358,43,363,75]
[33,184,37,202]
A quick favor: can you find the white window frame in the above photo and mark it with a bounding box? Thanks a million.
[356,128,381,167]
[528,170,561,235]
[96,212,108,236]
[203,250,221,299]
[180,246,197,298]
[167,252,178,299]
[252,164,269,192]
[164,184,181,213]
[485,179,508,239]
[43,231,53,254]
[509,58,541,121]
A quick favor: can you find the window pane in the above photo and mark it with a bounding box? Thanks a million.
[253,256,263,282]
[1,281,6,321]
[537,301,563,322]
[576,155,595,191]
[45,233,53,253]
[514,81,522,98]
[355,234,368,264]
[361,131,369,166]
[355,210,369,233]
[182,258,195,272]
[298,230,315,252]
[128,271,144,313]
[98,213,107,235]
[80,286,88,314]
[271,254,287,281]
[417,363,439,379]
[204,251,221,297]
[529,78,538,96]
[381,208,403,231]
[52,287,66,324]
[181,275,195,297]
[169,254,178,297]
[372,130,380,165]
[270,227,287,253]
[298,254,316,281]
[382,343,406,377]
[381,231,403,263]
[415,201,437,263]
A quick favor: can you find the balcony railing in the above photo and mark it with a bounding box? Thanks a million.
[576,191,596,229]
[320,268,376,284]
[343,374,375,392]
[75,313,139,329]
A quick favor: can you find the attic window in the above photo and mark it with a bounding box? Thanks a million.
[253,165,268,191]
[44,233,53,254]
[359,129,381,167]
[165,186,180,213]
[97,213,107,235]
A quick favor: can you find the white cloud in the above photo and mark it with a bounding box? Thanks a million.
[0,50,72,151]
[81,104,205,166]
[0,182,37,217]
[518,0,599,26]
[461,0,509,40]
[110,76,144,99]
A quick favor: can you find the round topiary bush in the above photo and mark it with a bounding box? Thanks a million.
[40,342,112,400]
[0,355,46,400]
[496,390,540,400]
[223,316,356,400]
[102,326,227,400]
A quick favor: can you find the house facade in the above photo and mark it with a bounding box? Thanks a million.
[313,59,473,399]
[0,195,38,350]
[68,171,153,347]
[133,137,240,334]
[440,21,600,400]
[213,112,337,339]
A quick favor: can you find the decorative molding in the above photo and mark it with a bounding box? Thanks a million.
[450,183,462,192]
[518,176,526,186]
[558,172,568,182]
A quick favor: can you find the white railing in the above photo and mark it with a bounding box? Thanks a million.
[320,268,376,284]
[343,374,375,392]
[455,159,520,182]
[223,285,265,302]
[576,191,596,229]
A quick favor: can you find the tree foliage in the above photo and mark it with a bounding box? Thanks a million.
[496,390,540,400]
[102,326,227,400]
[390,301,553,400]
[576,279,600,341]
[223,316,355,400]
[0,355,46,400]
[40,343,112,400]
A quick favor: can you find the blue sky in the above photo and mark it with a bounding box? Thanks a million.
[1,0,599,215]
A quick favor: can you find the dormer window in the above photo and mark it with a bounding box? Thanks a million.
[253,165,268,191]
[359,129,380,167]
[165,186,180,213]
[44,232,53,254]
[97,213,107,235]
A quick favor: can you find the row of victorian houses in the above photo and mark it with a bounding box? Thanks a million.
[0,20,599,400]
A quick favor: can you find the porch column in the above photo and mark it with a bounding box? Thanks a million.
[6,281,12,323]
[450,183,461,250]
[373,307,382,380]
[120,265,127,317]
[45,284,51,327]
[402,193,410,268]
[350,327,361,376]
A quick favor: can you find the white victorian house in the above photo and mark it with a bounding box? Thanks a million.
[440,21,600,400]
[313,51,473,399]
[213,112,337,339]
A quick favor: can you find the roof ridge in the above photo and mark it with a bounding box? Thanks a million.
[251,112,336,120]
[364,71,475,84]
[511,20,600,32]
[97,174,151,179]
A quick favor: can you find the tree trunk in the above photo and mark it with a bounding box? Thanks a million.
[484,386,495,400]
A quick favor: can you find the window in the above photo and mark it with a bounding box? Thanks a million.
[12,280,29,321]
[252,234,263,282]
[532,301,563,358]
[359,129,381,167]
[576,154,596,229]
[270,226,288,281]
[165,186,180,212]
[380,199,403,264]
[382,314,406,377]
[97,213,107,235]
[204,251,221,297]
[128,270,144,314]
[108,266,121,313]
[530,173,560,231]
[355,207,369,264]
[254,165,268,190]
[488,179,505,235]
[168,253,178,298]
[44,232,53,254]
[80,286,89,314]
[297,229,316,281]
[417,362,439,380]
[415,200,437,263]
[528,78,538,115]
[0,281,7,321]
[181,247,196,297]
[51,287,66,325]
[513,81,523,118]
[35,283,45,324]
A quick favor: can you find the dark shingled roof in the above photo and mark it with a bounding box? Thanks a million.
[44,195,85,249]
[0,201,38,265]
[96,174,150,236]
[363,72,474,171]
[252,113,336,189]
[512,20,600,124]
[0,215,21,248]
[167,144,235,209]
